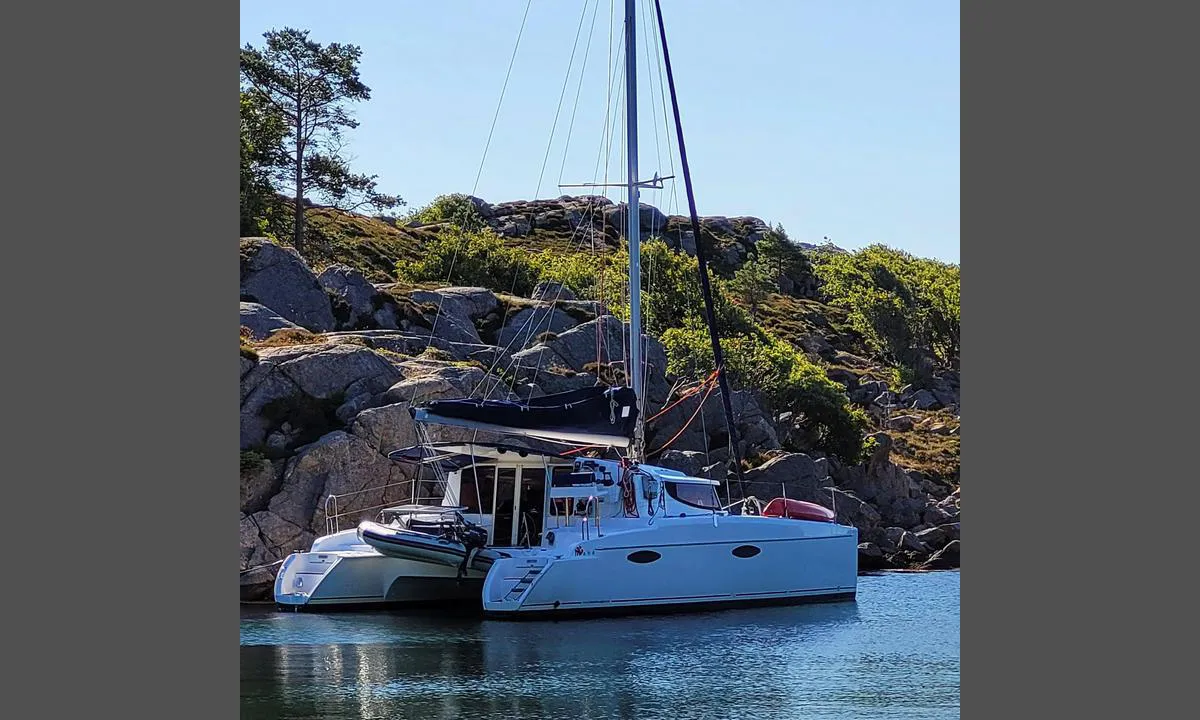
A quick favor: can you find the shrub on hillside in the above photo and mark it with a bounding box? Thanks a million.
[661,319,868,463]
[813,244,959,376]
[396,228,542,296]
[404,193,486,231]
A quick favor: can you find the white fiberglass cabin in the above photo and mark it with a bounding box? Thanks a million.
[480,457,858,618]
[273,442,573,611]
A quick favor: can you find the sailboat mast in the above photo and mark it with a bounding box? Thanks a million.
[624,0,644,460]
[651,0,746,494]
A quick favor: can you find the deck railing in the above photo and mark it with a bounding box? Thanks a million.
[322,478,448,535]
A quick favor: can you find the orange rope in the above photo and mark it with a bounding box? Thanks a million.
[563,369,720,459]
[645,379,717,458]
[562,444,602,455]
[645,369,719,423]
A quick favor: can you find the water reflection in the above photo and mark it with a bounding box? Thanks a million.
[242,572,959,720]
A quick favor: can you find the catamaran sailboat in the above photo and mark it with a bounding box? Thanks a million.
[397,0,859,618]
[273,442,573,610]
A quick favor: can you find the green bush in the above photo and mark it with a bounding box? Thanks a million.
[596,238,750,338]
[813,244,959,372]
[396,227,542,296]
[754,224,814,295]
[240,450,269,474]
[530,249,602,298]
[661,319,868,463]
[404,193,486,231]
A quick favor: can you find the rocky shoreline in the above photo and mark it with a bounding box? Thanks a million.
[239,198,960,600]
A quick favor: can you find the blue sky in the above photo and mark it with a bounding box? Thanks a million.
[240,1,959,263]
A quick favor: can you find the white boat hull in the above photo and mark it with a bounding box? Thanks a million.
[482,515,858,618]
[273,529,489,611]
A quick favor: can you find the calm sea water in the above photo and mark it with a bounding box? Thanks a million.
[241,570,959,719]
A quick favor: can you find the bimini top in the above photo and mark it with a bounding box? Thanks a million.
[387,441,568,471]
[410,385,639,448]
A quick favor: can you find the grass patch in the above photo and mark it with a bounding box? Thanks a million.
[257,328,321,347]
[884,409,960,484]
[752,294,864,357]
[240,449,269,475]
[301,207,429,282]
[419,346,454,362]
[583,361,627,386]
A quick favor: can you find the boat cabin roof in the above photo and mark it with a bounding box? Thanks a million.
[387,442,568,470]
[640,465,722,485]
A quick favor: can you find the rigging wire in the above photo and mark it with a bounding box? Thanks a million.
[472,0,535,196]
[556,0,605,188]
[470,26,629,401]
[411,0,534,412]
[533,0,594,202]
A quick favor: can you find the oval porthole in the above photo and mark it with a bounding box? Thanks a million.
[732,545,761,558]
[627,550,661,564]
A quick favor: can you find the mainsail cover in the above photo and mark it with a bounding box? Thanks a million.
[410,385,639,447]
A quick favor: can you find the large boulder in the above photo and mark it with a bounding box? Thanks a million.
[603,203,669,234]
[539,315,629,372]
[914,525,949,550]
[509,345,574,378]
[829,488,883,534]
[831,433,930,529]
[240,510,314,600]
[531,281,577,302]
[922,540,960,569]
[647,389,778,459]
[240,457,283,515]
[350,403,420,456]
[264,344,402,401]
[410,286,499,321]
[835,459,928,530]
[240,345,404,450]
[857,542,891,571]
[317,264,399,330]
[523,370,599,397]
[268,430,413,536]
[383,363,501,404]
[739,453,831,504]
[657,450,710,477]
[240,302,301,340]
[496,306,579,351]
[909,389,941,410]
[240,239,336,332]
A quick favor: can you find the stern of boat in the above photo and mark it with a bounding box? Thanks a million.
[481,554,553,615]
[273,551,328,609]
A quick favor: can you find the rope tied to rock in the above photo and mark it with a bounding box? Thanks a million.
[240,559,285,575]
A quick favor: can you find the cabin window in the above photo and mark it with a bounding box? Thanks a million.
[459,466,495,515]
[548,466,575,516]
[664,481,721,510]
[627,550,661,564]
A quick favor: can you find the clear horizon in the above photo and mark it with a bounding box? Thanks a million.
[240,0,959,264]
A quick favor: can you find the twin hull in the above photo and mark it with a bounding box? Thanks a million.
[274,530,487,610]
[482,515,858,617]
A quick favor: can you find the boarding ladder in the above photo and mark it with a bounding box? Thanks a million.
[504,566,543,601]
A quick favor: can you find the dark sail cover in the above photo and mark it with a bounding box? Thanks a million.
[412,385,639,446]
